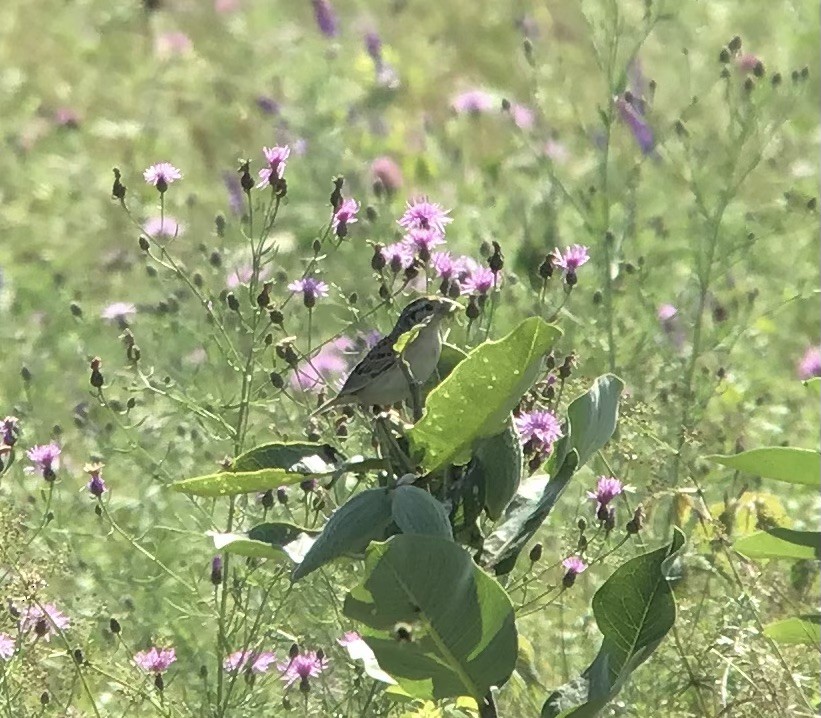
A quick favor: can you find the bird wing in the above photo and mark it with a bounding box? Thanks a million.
[336,336,398,397]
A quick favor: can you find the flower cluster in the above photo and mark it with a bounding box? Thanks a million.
[25,443,61,481]
[134,647,177,674]
[288,277,330,309]
[224,650,277,674]
[20,603,70,641]
[514,410,562,455]
[278,650,328,692]
[551,245,590,287]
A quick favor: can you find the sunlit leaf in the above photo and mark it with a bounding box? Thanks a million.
[344,535,517,702]
[763,615,821,646]
[210,522,317,563]
[566,374,624,468]
[542,529,686,718]
[733,528,821,561]
[705,447,820,488]
[408,317,561,473]
[232,441,343,473]
[464,418,523,520]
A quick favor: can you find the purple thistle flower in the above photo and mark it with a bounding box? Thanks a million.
[561,555,587,589]
[798,346,821,380]
[364,32,382,63]
[278,650,328,689]
[224,650,277,674]
[210,555,223,586]
[402,228,445,261]
[398,198,453,235]
[134,647,176,674]
[332,198,360,237]
[657,304,677,321]
[615,96,654,155]
[514,410,562,454]
[311,0,338,38]
[20,603,70,641]
[222,171,245,215]
[551,245,590,274]
[2,416,19,447]
[54,107,80,129]
[227,265,270,289]
[587,476,624,513]
[0,634,14,660]
[257,145,290,189]
[291,339,349,393]
[451,89,495,114]
[84,463,106,498]
[371,156,403,194]
[431,251,463,281]
[101,302,137,322]
[143,163,182,193]
[287,277,330,309]
[255,96,280,116]
[380,242,414,273]
[25,443,61,481]
[461,263,496,295]
[143,215,184,239]
[510,103,534,130]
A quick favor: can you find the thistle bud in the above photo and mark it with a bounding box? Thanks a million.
[489,241,504,273]
[109,617,121,634]
[528,543,543,562]
[371,245,386,271]
[728,35,742,53]
[90,357,104,389]
[276,486,288,505]
[330,176,344,211]
[138,236,150,252]
[111,168,127,201]
[626,505,645,535]
[239,160,254,193]
[270,372,284,390]
[210,556,223,586]
[466,295,481,320]
[289,643,299,660]
[538,255,554,279]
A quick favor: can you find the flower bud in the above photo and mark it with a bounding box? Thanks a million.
[90,357,104,389]
[226,293,240,312]
[626,505,645,535]
[138,236,150,252]
[111,168,127,201]
[289,643,299,659]
[40,692,50,707]
[109,617,121,634]
[371,244,386,271]
[270,372,284,390]
[210,555,223,586]
[538,255,554,279]
[239,161,254,193]
[528,543,543,562]
[466,295,481,320]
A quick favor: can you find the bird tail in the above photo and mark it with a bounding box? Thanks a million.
[310,394,353,418]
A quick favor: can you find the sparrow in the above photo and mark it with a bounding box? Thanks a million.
[314,296,460,413]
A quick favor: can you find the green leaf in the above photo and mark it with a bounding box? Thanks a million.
[343,535,517,702]
[483,449,579,576]
[733,528,821,561]
[292,488,394,581]
[171,468,312,497]
[803,377,821,394]
[566,374,624,468]
[705,447,821,487]
[542,529,686,718]
[391,485,453,539]
[464,418,523,520]
[408,317,561,473]
[211,522,317,563]
[763,615,821,645]
[232,441,343,473]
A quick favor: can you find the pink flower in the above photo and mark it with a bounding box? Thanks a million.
[155,31,192,57]
[371,156,403,194]
[224,650,277,674]
[257,145,290,189]
[143,163,182,191]
[510,103,534,129]
[398,198,453,235]
[452,90,495,114]
[215,0,240,11]
[288,277,330,308]
[462,263,496,295]
[736,53,761,74]
[227,265,270,289]
[0,634,14,660]
[54,107,80,128]
[514,410,562,454]
[2,416,19,447]
[134,647,177,674]
[143,216,184,239]
[552,245,590,273]
[278,650,328,689]
[337,631,362,647]
[544,139,569,164]
[333,198,360,237]
[20,603,70,641]
[85,463,106,498]
[562,556,587,575]
[101,302,137,322]
[402,228,445,261]
[25,443,61,480]
[798,346,821,380]
[587,476,624,512]
[431,252,467,281]
[291,338,350,393]
[615,96,654,155]
[657,304,677,321]
[380,242,414,272]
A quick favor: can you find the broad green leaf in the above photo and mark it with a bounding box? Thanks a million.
[483,450,579,576]
[705,447,820,487]
[391,485,453,539]
[408,317,561,473]
[210,522,318,563]
[343,535,517,701]
[172,468,312,497]
[292,488,394,581]
[733,528,821,561]
[763,615,821,645]
[543,529,686,718]
[566,374,624,468]
[464,418,523,520]
[232,441,343,473]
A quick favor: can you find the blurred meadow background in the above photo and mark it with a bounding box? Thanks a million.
[0,0,818,716]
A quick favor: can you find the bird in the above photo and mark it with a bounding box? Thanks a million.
[313,296,460,414]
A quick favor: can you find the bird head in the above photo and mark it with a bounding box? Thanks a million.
[392,296,461,336]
